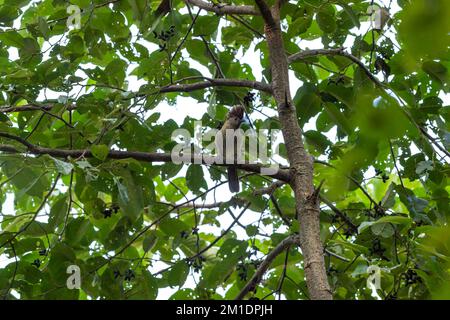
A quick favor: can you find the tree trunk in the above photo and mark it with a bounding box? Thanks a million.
[261,4,332,300]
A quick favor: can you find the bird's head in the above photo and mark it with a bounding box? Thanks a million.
[226,105,247,128]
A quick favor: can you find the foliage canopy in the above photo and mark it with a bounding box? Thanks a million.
[0,0,449,300]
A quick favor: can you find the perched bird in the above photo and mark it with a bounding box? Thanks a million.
[216,105,246,193]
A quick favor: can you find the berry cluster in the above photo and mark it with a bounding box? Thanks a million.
[404,269,421,286]
[103,204,119,218]
[153,26,176,52]
[187,256,206,273]
[236,263,248,281]
[243,91,255,106]
[375,168,389,183]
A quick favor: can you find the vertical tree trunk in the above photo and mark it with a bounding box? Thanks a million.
[259,3,332,300]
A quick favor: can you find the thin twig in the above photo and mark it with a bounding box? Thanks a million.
[235,234,299,300]
[190,202,251,258]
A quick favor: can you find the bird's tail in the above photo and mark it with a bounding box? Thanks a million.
[227,166,240,193]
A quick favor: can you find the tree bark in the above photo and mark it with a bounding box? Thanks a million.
[184,0,259,15]
[255,0,332,300]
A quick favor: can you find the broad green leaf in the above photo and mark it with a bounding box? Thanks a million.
[91,144,110,161]
[186,164,207,194]
[304,130,331,154]
[168,261,190,287]
[52,158,74,175]
[114,171,144,222]
[370,223,395,238]
[143,231,158,252]
[358,216,412,234]
[49,194,69,229]
[317,10,336,34]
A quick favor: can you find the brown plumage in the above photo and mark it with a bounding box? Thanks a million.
[228,105,245,121]
[217,105,245,192]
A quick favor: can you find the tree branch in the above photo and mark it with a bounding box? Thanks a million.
[0,134,291,182]
[190,202,251,259]
[0,132,36,150]
[270,194,292,226]
[252,180,285,196]
[254,0,277,28]
[320,194,358,233]
[235,234,299,300]
[184,0,259,15]
[176,181,280,209]
[160,78,272,93]
[0,104,77,113]
[288,48,384,88]
[0,79,272,114]
[261,4,333,299]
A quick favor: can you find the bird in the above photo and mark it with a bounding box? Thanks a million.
[216,105,246,193]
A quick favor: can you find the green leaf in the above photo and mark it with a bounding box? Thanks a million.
[323,102,352,135]
[0,30,24,47]
[19,38,40,61]
[7,68,34,79]
[161,163,183,180]
[186,165,207,194]
[317,10,336,34]
[380,183,396,209]
[416,160,433,175]
[22,221,52,237]
[47,242,76,286]
[0,5,20,26]
[159,218,190,237]
[38,17,50,40]
[115,171,144,222]
[52,157,74,175]
[65,217,93,246]
[143,232,158,252]
[246,225,258,237]
[168,261,190,287]
[15,171,46,199]
[303,130,331,154]
[193,15,219,37]
[48,194,69,229]
[273,196,296,218]
[169,289,195,300]
[422,61,448,86]
[396,186,429,219]
[105,59,127,87]
[293,83,321,126]
[370,223,395,238]
[358,216,412,234]
[91,144,109,161]
[329,239,371,255]
[339,2,360,28]
[134,271,158,300]
[399,0,450,59]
